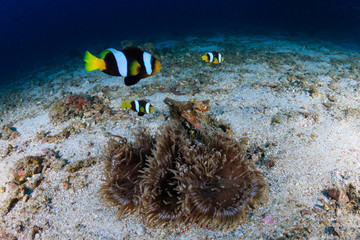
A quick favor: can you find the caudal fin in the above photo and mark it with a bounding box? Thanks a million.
[84,51,106,72]
[201,54,209,62]
[121,101,132,110]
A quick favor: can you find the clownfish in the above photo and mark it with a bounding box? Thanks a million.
[122,100,154,116]
[84,47,161,86]
[201,52,224,65]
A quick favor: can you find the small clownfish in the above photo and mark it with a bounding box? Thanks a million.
[122,100,154,116]
[84,47,161,86]
[201,52,224,65]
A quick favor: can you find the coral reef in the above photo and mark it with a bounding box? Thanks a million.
[100,119,267,228]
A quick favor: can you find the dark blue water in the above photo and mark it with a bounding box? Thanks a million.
[1,0,359,86]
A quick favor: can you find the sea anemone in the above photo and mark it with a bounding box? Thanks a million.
[176,129,267,228]
[139,121,190,227]
[100,119,267,228]
[100,130,154,216]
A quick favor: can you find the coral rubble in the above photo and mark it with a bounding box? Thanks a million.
[0,124,19,141]
[49,94,111,124]
[100,119,267,228]
[1,150,63,216]
[164,97,231,134]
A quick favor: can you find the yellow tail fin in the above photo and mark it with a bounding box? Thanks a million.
[121,101,132,110]
[84,51,106,72]
[201,54,209,62]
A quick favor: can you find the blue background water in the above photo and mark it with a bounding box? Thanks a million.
[0,0,359,86]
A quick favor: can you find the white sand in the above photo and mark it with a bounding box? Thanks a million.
[1,35,360,239]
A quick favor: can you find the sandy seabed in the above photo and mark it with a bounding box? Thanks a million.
[0,34,360,239]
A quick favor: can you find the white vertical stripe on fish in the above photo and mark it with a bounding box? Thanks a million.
[143,52,153,75]
[109,48,128,77]
[208,52,214,63]
[218,53,222,63]
[134,100,140,112]
[145,102,151,113]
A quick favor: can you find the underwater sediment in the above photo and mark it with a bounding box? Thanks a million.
[100,99,267,228]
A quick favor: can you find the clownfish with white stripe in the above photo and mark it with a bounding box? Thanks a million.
[201,52,224,65]
[121,100,154,116]
[84,47,161,86]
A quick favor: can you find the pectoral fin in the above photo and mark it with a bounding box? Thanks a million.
[129,60,141,76]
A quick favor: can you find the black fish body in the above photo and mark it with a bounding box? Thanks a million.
[84,47,161,86]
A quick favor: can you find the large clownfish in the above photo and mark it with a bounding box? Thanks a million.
[121,100,154,116]
[84,47,161,86]
[201,52,224,65]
